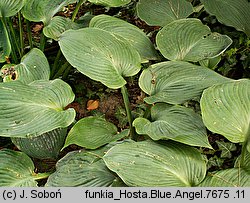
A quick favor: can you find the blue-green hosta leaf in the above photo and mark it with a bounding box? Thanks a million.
[0,79,75,138]
[156,18,232,62]
[21,0,80,25]
[103,140,207,186]
[59,28,141,89]
[136,0,193,27]
[1,48,50,84]
[0,149,47,186]
[43,16,84,41]
[201,79,250,143]
[0,20,11,63]
[199,168,250,187]
[139,61,231,104]
[0,0,24,17]
[133,103,212,148]
[89,14,159,62]
[201,0,250,37]
[88,0,131,7]
[46,149,117,186]
[63,116,129,149]
[11,128,67,159]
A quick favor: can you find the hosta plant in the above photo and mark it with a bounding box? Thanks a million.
[0,0,250,187]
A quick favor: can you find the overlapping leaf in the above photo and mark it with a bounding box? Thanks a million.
[11,128,67,159]
[88,0,131,7]
[0,0,24,17]
[63,116,129,149]
[199,56,221,69]
[201,0,250,37]
[89,14,158,62]
[43,16,83,40]
[59,28,141,89]
[139,61,231,104]
[156,18,232,62]
[0,79,75,138]
[1,48,50,84]
[103,140,207,186]
[136,0,193,26]
[199,168,250,187]
[46,148,117,186]
[0,20,11,63]
[21,0,79,25]
[133,103,212,148]
[201,79,250,143]
[0,149,40,186]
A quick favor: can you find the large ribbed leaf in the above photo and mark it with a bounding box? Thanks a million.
[64,116,129,149]
[0,20,11,63]
[21,0,79,25]
[156,18,232,62]
[11,128,67,159]
[235,152,250,171]
[46,149,117,186]
[0,79,75,138]
[0,0,24,17]
[133,103,212,148]
[89,14,159,62]
[88,0,131,7]
[199,168,250,187]
[0,149,47,186]
[59,28,141,89]
[136,0,193,27]
[200,79,250,143]
[43,16,84,41]
[1,48,50,84]
[139,61,231,104]
[103,140,207,186]
[201,0,250,37]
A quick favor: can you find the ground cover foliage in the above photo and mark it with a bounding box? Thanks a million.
[0,0,250,187]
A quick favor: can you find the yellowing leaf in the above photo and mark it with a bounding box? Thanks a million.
[87,100,99,110]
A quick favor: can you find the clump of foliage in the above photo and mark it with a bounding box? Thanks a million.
[0,0,249,187]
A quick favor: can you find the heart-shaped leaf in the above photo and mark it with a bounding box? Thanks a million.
[63,116,129,149]
[0,20,11,63]
[0,149,48,186]
[0,0,24,17]
[215,141,237,159]
[136,0,193,27]
[46,148,117,186]
[1,48,50,84]
[0,79,75,138]
[156,18,232,62]
[88,0,131,7]
[43,16,84,41]
[201,0,250,37]
[199,168,250,187]
[89,14,159,62]
[133,103,212,148]
[139,61,231,104]
[21,0,79,25]
[11,128,67,159]
[59,28,141,89]
[103,140,207,186]
[201,79,250,143]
